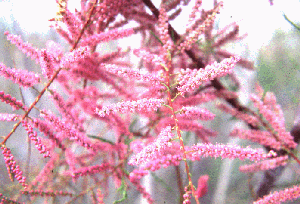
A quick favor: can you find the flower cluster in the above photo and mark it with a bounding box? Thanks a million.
[177,106,215,120]
[0,62,40,88]
[250,94,297,149]
[254,184,300,204]
[1,146,27,189]
[0,91,26,110]
[96,98,164,117]
[187,143,275,161]
[129,126,175,165]
[239,155,288,173]
[22,190,73,197]
[177,56,240,94]
[21,120,51,158]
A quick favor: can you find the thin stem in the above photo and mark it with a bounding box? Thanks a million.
[164,53,200,204]
[175,165,184,204]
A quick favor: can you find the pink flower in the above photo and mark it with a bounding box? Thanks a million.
[178,106,215,120]
[1,146,28,189]
[96,98,164,117]
[187,143,275,161]
[59,46,90,68]
[0,63,40,88]
[254,184,300,204]
[250,94,297,149]
[177,56,240,94]
[230,128,282,150]
[240,155,288,173]
[22,120,51,158]
[178,2,223,52]
[71,163,113,180]
[0,91,26,111]
[0,113,19,121]
[39,49,56,80]
[80,28,135,47]
[217,103,259,127]
[103,64,163,86]
[129,126,175,165]
[4,31,40,63]
[196,175,209,198]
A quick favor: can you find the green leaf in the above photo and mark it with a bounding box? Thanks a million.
[150,31,164,45]
[87,134,115,145]
[283,14,300,32]
[113,179,128,204]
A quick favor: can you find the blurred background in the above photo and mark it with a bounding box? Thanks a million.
[1,0,300,203]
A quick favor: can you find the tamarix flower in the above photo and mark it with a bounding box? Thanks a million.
[196,174,209,198]
[4,31,40,63]
[250,94,297,149]
[103,64,163,86]
[187,143,275,161]
[0,91,26,110]
[1,146,27,189]
[177,106,215,120]
[80,28,135,47]
[177,56,240,94]
[22,120,51,158]
[0,63,40,88]
[231,128,282,150]
[239,155,288,173]
[96,98,164,117]
[71,162,113,180]
[254,184,300,204]
[129,126,175,165]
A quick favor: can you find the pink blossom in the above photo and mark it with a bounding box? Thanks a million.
[187,143,275,161]
[40,110,96,151]
[62,8,82,39]
[32,118,66,150]
[178,106,215,120]
[0,63,40,88]
[177,56,240,94]
[4,31,40,63]
[129,126,175,165]
[196,175,209,198]
[22,120,51,158]
[103,64,163,86]
[254,184,300,204]
[96,98,164,117]
[0,113,19,121]
[183,185,192,204]
[80,28,135,47]
[250,94,297,149]
[133,48,165,68]
[230,128,282,150]
[178,2,223,52]
[22,189,73,197]
[1,146,27,189]
[0,91,26,111]
[71,163,113,180]
[39,49,56,80]
[59,46,90,68]
[217,103,259,127]
[240,155,288,173]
